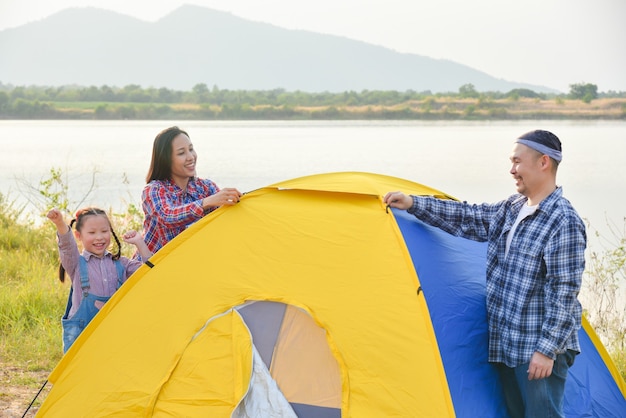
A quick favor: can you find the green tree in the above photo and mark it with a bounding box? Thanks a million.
[0,91,9,112]
[192,83,210,103]
[569,82,598,102]
[99,85,118,101]
[95,104,110,119]
[157,87,176,103]
[505,88,543,99]
[458,83,479,99]
[79,85,102,101]
[121,84,144,102]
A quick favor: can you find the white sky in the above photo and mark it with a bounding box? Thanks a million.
[1,0,625,92]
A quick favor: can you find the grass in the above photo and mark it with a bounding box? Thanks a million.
[0,197,66,370]
[38,97,626,120]
[48,101,171,109]
[0,197,64,414]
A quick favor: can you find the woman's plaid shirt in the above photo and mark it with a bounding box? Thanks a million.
[141,177,220,254]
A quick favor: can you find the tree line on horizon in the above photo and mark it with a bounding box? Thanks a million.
[0,81,622,120]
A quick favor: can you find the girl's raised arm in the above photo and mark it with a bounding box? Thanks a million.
[123,230,153,261]
[47,208,70,235]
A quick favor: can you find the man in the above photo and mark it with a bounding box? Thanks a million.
[384,130,586,418]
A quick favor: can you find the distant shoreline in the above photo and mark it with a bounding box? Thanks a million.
[2,98,625,120]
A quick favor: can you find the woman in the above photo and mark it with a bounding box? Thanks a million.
[141,126,242,254]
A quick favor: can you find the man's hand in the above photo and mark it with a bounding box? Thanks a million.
[527,351,554,380]
[383,191,412,210]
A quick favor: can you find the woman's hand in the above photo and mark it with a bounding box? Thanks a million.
[202,188,243,209]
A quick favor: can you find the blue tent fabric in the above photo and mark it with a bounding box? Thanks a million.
[394,209,507,417]
[393,208,626,418]
[564,327,626,417]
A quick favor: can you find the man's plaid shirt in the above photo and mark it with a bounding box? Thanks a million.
[408,187,586,367]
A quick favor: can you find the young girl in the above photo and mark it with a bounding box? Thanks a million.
[47,207,152,352]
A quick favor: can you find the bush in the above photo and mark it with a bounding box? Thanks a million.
[582,218,626,379]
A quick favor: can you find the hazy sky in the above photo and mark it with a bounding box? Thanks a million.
[1,0,624,92]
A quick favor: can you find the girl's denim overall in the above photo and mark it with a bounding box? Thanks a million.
[61,257,124,352]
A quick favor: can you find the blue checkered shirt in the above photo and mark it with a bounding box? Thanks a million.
[408,187,586,367]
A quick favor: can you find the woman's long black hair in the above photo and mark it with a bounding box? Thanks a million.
[145,126,189,183]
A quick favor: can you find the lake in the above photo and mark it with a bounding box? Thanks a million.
[1,120,624,230]
[1,119,625,308]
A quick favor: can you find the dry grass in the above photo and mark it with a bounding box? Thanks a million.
[284,97,626,117]
[48,98,626,119]
[0,364,49,417]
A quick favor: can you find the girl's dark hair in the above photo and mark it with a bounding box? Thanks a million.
[57,207,121,283]
[146,126,189,183]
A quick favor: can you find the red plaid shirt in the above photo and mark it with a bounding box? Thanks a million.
[141,177,220,254]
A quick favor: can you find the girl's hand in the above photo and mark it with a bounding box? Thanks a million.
[47,208,69,233]
[123,230,153,260]
[47,208,62,222]
[122,230,141,245]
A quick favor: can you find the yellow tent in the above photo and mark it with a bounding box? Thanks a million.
[37,172,626,417]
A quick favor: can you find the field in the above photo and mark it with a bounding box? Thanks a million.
[41,97,626,120]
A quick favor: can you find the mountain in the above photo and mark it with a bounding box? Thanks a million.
[0,5,557,93]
